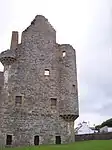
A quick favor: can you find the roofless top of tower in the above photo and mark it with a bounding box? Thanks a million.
[21,15,56,44]
[23,15,55,33]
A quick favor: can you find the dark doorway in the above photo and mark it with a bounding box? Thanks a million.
[34,135,39,145]
[6,135,12,145]
[55,136,61,144]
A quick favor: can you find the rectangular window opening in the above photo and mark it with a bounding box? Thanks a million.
[6,135,12,145]
[44,69,50,76]
[51,98,57,107]
[62,51,66,57]
[15,96,22,105]
[34,135,39,145]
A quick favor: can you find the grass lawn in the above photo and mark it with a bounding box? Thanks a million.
[2,140,112,150]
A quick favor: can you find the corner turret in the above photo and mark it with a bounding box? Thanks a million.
[0,31,18,66]
[58,44,79,121]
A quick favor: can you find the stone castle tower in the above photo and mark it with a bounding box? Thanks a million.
[0,15,79,147]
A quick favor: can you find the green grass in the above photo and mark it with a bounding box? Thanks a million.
[2,140,112,150]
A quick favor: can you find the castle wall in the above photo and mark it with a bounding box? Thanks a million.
[0,15,79,146]
[0,112,73,146]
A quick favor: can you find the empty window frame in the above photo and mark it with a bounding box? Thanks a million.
[6,135,12,145]
[62,51,66,57]
[51,98,57,107]
[44,69,50,76]
[15,96,22,105]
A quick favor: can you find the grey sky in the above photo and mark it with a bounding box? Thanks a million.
[0,0,112,126]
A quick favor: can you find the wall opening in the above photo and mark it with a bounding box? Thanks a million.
[51,98,57,107]
[44,69,50,76]
[15,96,22,105]
[55,136,61,144]
[6,135,12,145]
[34,135,39,145]
[62,51,66,57]
[72,85,76,93]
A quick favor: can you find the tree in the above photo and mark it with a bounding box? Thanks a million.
[95,118,112,130]
[100,118,112,127]
[95,125,101,132]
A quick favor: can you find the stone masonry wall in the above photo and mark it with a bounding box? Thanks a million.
[0,15,79,147]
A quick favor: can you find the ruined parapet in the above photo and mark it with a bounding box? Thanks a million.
[59,44,79,121]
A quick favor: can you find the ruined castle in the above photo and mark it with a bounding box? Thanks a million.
[0,15,79,147]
